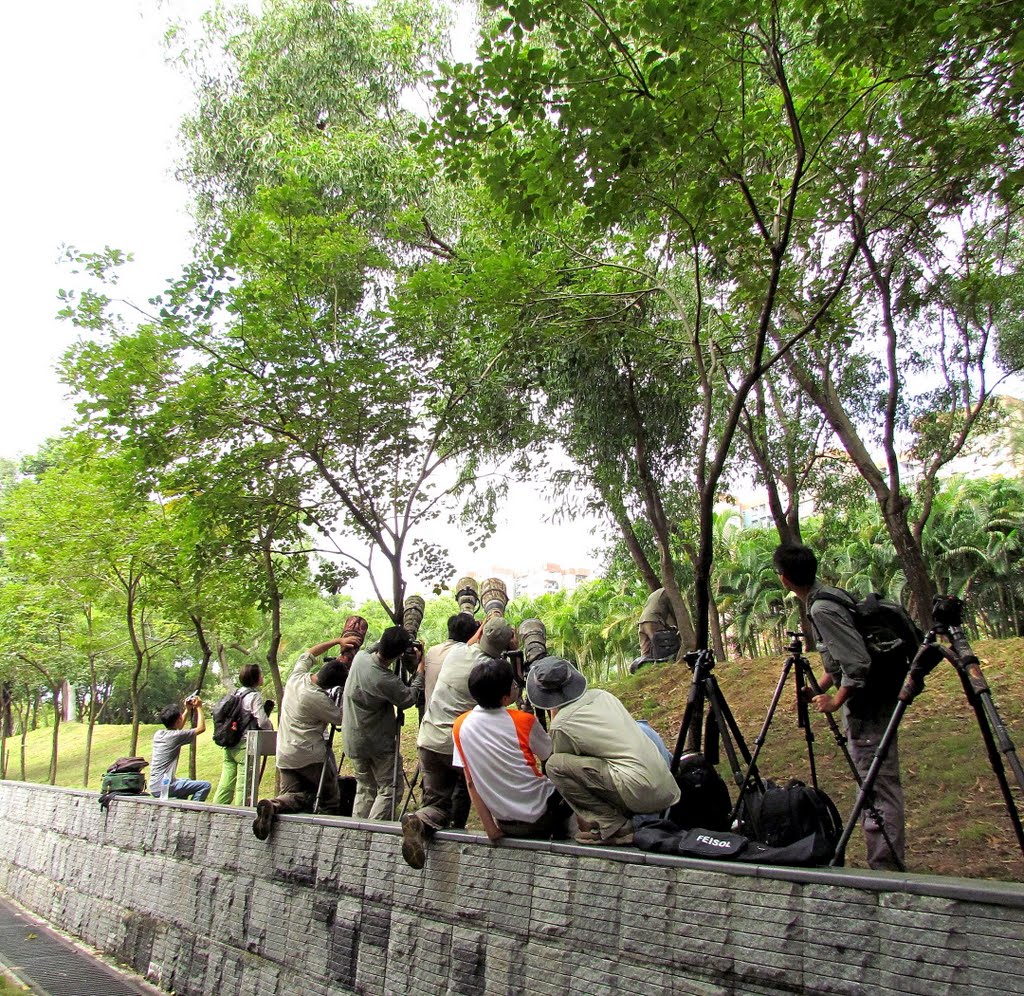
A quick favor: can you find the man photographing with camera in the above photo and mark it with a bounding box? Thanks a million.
[150,693,211,801]
[251,632,362,840]
[342,625,425,820]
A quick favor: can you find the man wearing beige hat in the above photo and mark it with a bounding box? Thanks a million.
[527,656,680,846]
[401,616,517,868]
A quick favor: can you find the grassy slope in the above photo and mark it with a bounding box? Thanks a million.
[609,637,1024,882]
[5,640,1023,881]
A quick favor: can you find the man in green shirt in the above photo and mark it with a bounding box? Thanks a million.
[251,633,361,840]
[342,626,424,820]
[527,656,680,845]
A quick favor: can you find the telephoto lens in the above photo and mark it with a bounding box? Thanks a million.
[455,576,480,616]
[402,595,425,637]
[479,577,508,619]
[518,618,548,665]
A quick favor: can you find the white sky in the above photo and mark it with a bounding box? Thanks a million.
[1,2,202,458]
[0,1,603,591]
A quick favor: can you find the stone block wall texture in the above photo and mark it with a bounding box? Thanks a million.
[0,782,1022,996]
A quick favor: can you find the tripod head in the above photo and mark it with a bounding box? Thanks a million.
[932,594,964,628]
[785,630,805,654]
[684,649,716,673]
[929,593,981,675]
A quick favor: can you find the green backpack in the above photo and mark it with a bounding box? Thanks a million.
[99,756,148,797]
[100,770,147,795]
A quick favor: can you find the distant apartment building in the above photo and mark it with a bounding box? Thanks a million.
[469,563,592,599]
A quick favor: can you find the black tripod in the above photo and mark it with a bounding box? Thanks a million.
[732,631,904,870]
[670,650,760,798]
[832,595,1024,867]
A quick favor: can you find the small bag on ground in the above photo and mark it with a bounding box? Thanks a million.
[668,752,732,831]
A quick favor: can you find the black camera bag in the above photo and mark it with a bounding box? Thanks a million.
[668,752,732,831]
[740,779,842,850]
[212,689,255,748]
[651,628,682,661]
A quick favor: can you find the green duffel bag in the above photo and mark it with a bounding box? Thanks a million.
[100,770,147,796]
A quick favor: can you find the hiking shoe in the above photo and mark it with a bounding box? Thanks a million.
[252,799,275,841]
[401,813,428,869]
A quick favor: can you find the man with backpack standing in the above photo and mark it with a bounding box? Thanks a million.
[773,543,906,870]
[211,663,274,807]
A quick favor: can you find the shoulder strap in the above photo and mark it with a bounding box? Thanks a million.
[808,587,857,613]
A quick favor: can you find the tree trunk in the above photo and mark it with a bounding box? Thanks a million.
[19,687,30,780]
[608,502,661,591]
[49,683,61,785]
[83,651,99,788]
[709,597,727,662]
[189,616,214,779]
[786,353,936,628]
[262,537,286,706]
[1,682,12,738]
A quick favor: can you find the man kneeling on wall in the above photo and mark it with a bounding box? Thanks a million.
[251,633,361,840]
[526,657,680,845]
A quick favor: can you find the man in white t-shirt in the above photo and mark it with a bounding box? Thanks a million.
[452,657,571,842]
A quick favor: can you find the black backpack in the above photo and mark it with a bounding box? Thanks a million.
[809,588,923,713]
[212,690,254,748]
[668,752,733,832]
[651,628,682,661]
[740,779,843,851]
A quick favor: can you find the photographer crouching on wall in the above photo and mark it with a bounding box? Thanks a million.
[527,657,680,846]
[252,633,361,840]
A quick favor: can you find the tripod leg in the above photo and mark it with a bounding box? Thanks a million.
[670,672,707,772]
[798,659,904,871]
[961,663,1024,792]
[729,658,793,823]
[314,726,337,815]
[705,676,759,796]
[390,727,404,821]
[958,674,1024,857]
[399,762,421,820]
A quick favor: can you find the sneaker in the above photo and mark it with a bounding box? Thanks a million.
[576,825,635,847]
[574,820,602,843]
[252,799,275,841]
[401,813,427,869]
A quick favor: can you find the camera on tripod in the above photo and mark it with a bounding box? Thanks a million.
[932,594,964,627]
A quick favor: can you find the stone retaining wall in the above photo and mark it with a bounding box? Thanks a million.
[0,782,1022,995]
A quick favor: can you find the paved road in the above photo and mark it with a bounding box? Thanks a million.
[0,895,156,996]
